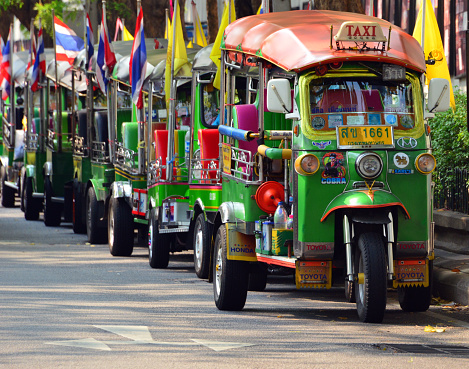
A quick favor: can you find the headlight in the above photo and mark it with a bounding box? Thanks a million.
[415,153,436,174]
[355,152,383,179]
[295,154,319,175]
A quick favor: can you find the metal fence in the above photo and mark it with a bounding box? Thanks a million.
[434,168,469,214]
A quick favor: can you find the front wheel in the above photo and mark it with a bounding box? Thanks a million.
[108,197,134,256]
[398,260,433,312]
[148,208,170,268]
[87,187,107,244]
[213,225,249,311]
[193,213,211,279]
[354,232,387,323]
[24,177,39,221]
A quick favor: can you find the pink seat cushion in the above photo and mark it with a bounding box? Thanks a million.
[198,129,219,180]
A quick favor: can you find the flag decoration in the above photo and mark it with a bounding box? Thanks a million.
[129,8,147,109]
[210,0,236,89]
[27,28,36,71]
[1,29,11,101]
[31,26,45,92]
[165,0,188,106]
[164,11,171,40]
[0,35,4,85]
[412,0,455,109]
[86,13,94,71]
[96,12,117,94]
[114,18,134,42]
[54,16,84,65]
[257,0,268,14]
[188,1,207,48]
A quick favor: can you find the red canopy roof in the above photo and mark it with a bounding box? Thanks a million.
[223,10,426,73]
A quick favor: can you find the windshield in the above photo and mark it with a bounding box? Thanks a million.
[309,77,415,131]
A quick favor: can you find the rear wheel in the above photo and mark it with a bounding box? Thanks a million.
[213,225,249,310]
[72,181,86,234]
[398,260,433,312]
[193,213,211,279]
[43,177,61,226]
[354,232,387,323]
[1,166,15,208]
[248,263,268,292]
[24,177,39,221]
[87,187,107,243]
[148,208,170,268]
[108,197,134,256]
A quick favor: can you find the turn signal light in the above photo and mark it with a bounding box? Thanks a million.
[415,153,436,174]
[295,154,319,175]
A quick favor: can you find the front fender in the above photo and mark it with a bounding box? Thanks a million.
[25,164,36,178]
[321,190,410,222]
[43,161,52,177]
[111,181,132,199]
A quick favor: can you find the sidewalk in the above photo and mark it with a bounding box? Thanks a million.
[433,210,469,305]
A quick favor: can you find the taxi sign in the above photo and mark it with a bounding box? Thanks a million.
[334,21,387,43]
[337,125,394,149]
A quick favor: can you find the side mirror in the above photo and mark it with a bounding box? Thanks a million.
[266,79,292,114]
[427,78,450,113]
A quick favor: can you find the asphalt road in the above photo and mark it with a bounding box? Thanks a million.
[2,204,469,368]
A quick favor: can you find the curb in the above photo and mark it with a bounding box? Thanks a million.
[433,266,469,305]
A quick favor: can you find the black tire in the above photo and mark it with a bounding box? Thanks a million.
[24,177,39,221]
[248,263,268,292]
[108,196,134,256]
[213,225,249,311]
[148,208,170,268]
[72,181,86,234]
[43,177,61,226]
[193,213,211,279]
[1,166,15,208]
[20,172,25,212]
[354,232,387,323]
[398,260,433,312]
[87,187,107,244]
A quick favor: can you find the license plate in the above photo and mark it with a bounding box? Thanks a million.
[295,261,331,289]
[337,126,394,149]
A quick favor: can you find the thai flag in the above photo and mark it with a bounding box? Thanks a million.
[96,12,116,94]
[0,30,11,101]
[31,27,45,92]
[86,13,94,71]
[129,8,146,109]
[27,30,36,71]
[54,16,84,65]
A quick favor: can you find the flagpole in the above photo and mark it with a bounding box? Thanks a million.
[136,0,145,175]
[26,18,34,150]
[421,0,426,54]
[39,18,45,153]
[167,0,177,182]
[52,10,62,153]
[86,0,93,159]
[10,21,15,141]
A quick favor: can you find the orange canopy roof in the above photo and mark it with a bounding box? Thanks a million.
[222,10,426,73]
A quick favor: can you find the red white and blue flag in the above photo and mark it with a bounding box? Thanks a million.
[86,13,94,71]
[0,30,11,101]
[96,12,116,94]
[54,16,84,65]
[0,35,4,85]
[31,27,45,92]
[129,8,147,109]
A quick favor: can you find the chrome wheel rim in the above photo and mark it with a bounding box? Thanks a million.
[149,220,153,260]
[358,254,365,304]
[108,206,114,246]
[194,222,203,270]
[215,242,222,297]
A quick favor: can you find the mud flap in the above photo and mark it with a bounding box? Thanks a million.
[226,223,257,261]
[295,260,332,289]
[393,259,429,288]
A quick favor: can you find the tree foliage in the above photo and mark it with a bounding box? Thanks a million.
[429,88,469,190]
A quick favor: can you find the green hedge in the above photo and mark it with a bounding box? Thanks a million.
[429,88,468,191]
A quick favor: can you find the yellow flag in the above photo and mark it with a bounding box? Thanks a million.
[412,0,455,109]
[192,2,207,48]
[164,12,170,40]
[165,2,189,107]
[123,25,134,41]
[209,0,236,89]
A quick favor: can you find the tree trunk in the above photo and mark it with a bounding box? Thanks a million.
[314,0,365,14]
[206,0,219,43]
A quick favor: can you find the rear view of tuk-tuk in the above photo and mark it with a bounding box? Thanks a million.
[210,10,451,323]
